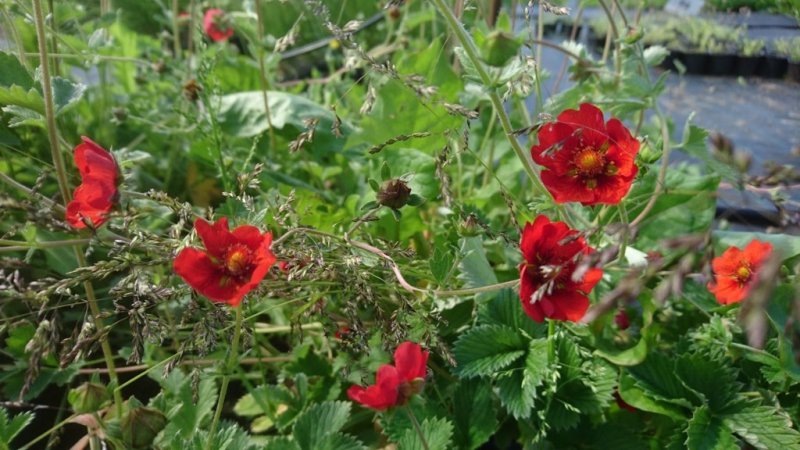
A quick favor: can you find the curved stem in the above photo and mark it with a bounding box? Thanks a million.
[404,405,431,450]
[428,0,551,204]
[206,304,244,449]
[34,0,123,417]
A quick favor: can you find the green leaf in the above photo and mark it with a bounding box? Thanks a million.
[618,372,687,420]
[396,417,453,450]
[406,194,425,207]
[161,371,218,439]
[0,407,34,449]
[368,179,380,192]
[314,433,366,450]
[627,352,695,408]
[522,339,548,394]
[292,401,351,450]
[453,325,526,377]
[452,380,497,450]
[495,368,535,419]
[264,437,301,450]
[0,52,33,90]
[595,335,648,366]
[457,236,498,294]
[430,245,455,285]
[723,406,800,450]
[685,406,737,450]
[381,161,391,180]
[677,116,739,183]
[0,85,44,113]
[52,77,86,115]
[215,91,346,138]
[675,354,740,411]
[477,289,543,338]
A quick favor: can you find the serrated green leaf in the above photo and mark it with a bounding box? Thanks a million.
[456,236,497,295]
[430,245,455,286]
[314,433,366,450]
[397,417,453,450]
[0,407,35,449]
[496,368,535,419]
[0,52,33,90]
[52,77,86,115]
[675,354,741,412]
[292,401,351,450]
[522,339,548,393]
[454,325,526,377]
[264,437,301,450]
[0,86,44,113]
[685,406,737,450]
[477,289,544,337]
[723,406,800,450]
[452,380,497,450]
[618,372,687,420]
[161,371,218,439]
[627,352,695,408]
[678,116,739,183]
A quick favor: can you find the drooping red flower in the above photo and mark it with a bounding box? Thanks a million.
[519,215,603,322]
[203,8,233,42]
[531,103,640,205]
[66,137,119,229]
[707,239,773,305]
[347,341,429,411]
[173,217,276,306]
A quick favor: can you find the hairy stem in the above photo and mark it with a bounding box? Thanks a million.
[33,0,123,417]
[405,405,431,450]
[206,304,244,448]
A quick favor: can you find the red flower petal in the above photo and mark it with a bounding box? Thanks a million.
[66,180,116,228]
[743,240,773,267]
[74,136,118,183]
[194,217,233,260]
[557,103,607,146]
[348,365,401,410]
[173,247,230,301]
[394,342,429,382]
[203,8,234,42]
[707,239,773,305]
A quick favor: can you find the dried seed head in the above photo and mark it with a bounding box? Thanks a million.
[376,179,411,209]
[69,382,110,414]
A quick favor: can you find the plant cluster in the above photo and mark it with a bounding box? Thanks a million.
[0,1,798,450]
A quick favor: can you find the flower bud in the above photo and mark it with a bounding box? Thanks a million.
[376,179,411,209]
[121,406,167,449]
[458,214,482,237]
[69,382,109,414]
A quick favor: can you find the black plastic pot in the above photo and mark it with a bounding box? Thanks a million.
[736,56,763,77]
[708,54,737,76]
[787,62,800,83]
[677,52,709,74]
[660,50,679,71]
[758,56,788,79]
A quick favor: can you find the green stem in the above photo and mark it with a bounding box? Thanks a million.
[171,0,181,59]
[428,0,552,204]
[32,0,70,205]
[547,319,556,365]
[255,0,277,153]
[206,304,244,449]
[19,414,76,450]
[0,238,91,248]
[33,0,123,418]
[405,405,431,450]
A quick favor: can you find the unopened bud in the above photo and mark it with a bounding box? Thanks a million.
[376,179,411,209]
[69,382,109,414]
[121,406,167,449]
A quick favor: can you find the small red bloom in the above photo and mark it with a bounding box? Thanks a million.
[66,137,119,229]
[334,326,351,340]
[203,8,233,42]
[347,341,429,411]
[531,103,640,205]
[173,217,276,306]
[614,309,630,330]
[614,390,637,412]
[707,239,773,305]
[519,215,603,323]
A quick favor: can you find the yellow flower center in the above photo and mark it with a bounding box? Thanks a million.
[735,264,751,284]
[574,148,605,176]
[225,248,249,275]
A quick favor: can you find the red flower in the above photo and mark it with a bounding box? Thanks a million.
[614,390,637,412]
[347,342,429,411]
[707,239,773,305]
[531,103,640,205]
[519,215,603,322]
[614,309,630,330]
[203,9,233,42]
[66,137,119,229]
[173,217,276,306]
